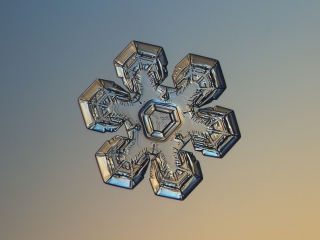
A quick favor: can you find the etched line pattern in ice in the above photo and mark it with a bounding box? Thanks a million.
[78,41,241,200]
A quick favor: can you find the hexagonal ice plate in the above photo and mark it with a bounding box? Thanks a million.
[139,99,182,141]
[78,40,241,200]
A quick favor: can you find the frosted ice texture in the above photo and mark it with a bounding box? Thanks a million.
[78,41,241,200]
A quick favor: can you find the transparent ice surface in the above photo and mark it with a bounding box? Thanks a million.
[78,41,241,200]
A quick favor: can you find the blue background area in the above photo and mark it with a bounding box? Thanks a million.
[1,1,320,239]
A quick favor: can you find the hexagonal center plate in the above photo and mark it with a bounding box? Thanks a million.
[139,99,182,141]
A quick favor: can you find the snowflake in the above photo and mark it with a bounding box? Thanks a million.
[78,41,241,200]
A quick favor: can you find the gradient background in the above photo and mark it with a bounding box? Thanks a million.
[1,1,320,239]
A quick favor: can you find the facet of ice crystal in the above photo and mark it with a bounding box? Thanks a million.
[190,106,241,158]
[96,136,149,189]
[172,54,226,107]
[114,41,168,97]
[78,40,241,200]
[139,99,182,141]
[78,79,131,132]
[150,151,202,200]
